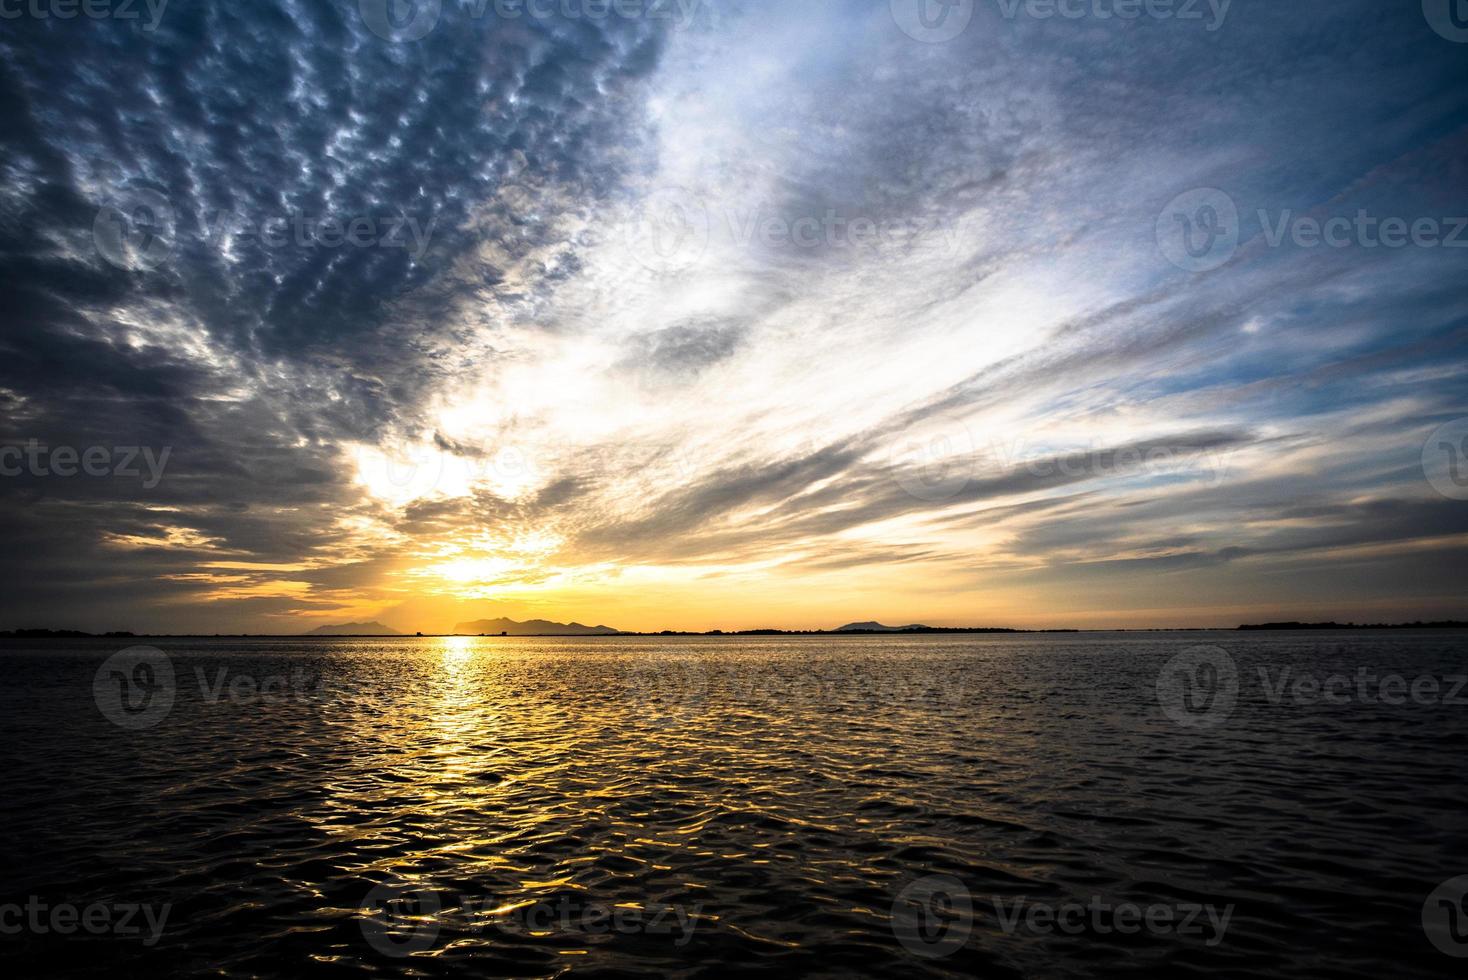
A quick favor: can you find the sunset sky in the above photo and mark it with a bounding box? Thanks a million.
[2,0,1467,634]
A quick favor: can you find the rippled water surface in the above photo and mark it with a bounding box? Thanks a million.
[2,632,1465,977]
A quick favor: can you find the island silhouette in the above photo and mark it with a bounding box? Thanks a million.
[453,617,620,636]
[307,622,404,636]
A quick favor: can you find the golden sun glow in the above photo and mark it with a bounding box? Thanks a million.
[350,439,546,507]
[405,530,566,598]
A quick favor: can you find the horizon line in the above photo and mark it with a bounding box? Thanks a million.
[7,620,1468,639]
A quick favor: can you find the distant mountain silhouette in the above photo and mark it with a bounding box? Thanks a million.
[454,617,620,636]
[835,621,930,632]
[306,622,403,636]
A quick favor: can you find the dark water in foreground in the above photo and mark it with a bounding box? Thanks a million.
[1,632,1465,978]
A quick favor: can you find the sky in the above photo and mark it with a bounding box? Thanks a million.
[1,0,1466,634]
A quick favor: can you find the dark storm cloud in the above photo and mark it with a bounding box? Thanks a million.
[2,1,663,348]
[0,0,673,628]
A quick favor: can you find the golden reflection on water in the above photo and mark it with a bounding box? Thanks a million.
[429,636,488,788]
[4,633,1457,977]
[292,635,1109,969]
[440,634,476,663]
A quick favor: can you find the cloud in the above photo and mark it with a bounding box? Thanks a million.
[2,0,1467,630]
